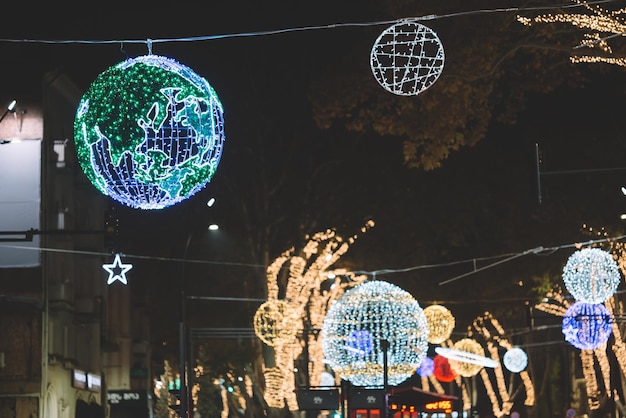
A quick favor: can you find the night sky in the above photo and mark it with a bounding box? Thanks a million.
[2,2,626,352]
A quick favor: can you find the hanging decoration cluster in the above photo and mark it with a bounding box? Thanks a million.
[321,280,429,387]
[370,20,445,96]
[433,354,456,383]
[74,55,225,210]
[423,304,455,344]
[562,301,613,350]
[562,248,621,304]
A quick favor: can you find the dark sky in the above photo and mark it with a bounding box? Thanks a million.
[3,3,626,345]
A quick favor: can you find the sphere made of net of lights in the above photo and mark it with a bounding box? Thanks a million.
[446,338,486,377]
[503,347,528,373]
[74,55,225,210]
[562,248,621,303]
[433,354,456,382]
[253,300,299,346]
[423,304,455,344]
[417,356,435,377]
[562,301,613,350]
[370,20,445,96]
[321,280,429,387]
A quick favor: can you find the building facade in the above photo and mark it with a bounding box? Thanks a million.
[0,70,152,418]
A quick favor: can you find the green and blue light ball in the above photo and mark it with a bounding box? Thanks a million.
[74,55,225,210]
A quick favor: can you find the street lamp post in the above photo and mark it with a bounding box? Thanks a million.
[179,234,194,418]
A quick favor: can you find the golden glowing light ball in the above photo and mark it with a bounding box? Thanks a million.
[447,338,488,377]
[423,304,455,344]
[253,300,298,346]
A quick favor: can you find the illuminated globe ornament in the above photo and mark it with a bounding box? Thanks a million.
[370,20,445,96]
[423,304,455,344]
[562,248,621,303]
[444,338,488,377]
[503,347,528,373]
[74,55,225,210]
[417,356,434,377]
[562,301,613,350]
[321,280,429,387]
[433,354,456,383]
[253,300,298,346]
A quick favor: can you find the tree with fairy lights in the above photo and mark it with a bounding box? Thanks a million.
[253,222,373,413]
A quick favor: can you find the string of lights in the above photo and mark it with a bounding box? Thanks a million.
[2,233,626,282]
[0,0,617,46]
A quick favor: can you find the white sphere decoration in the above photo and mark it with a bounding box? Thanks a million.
[370,20,445,96]
[321,280,429,387]
[503,347,528,373]
[562,248,621,303]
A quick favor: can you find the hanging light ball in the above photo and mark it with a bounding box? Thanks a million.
[446,338,486,377]
[562,301,613,350]
[423,304,455,344]
[417,356,435,377]
[370,20,445,96]
[562,248,621,303]
[321,280,429,387]
[433,354,456,383]
[74,55,225,210]
[503,347,528,373]
[253,300,298,346]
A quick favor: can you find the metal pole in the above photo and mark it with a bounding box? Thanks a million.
[179,234,194,418]
[381,339,389,418]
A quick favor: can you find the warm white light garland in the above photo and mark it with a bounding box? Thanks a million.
[423,304,455,344]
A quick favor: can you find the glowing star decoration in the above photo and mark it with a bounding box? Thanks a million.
[503,347,528,373]
[423,304,455,344]
[321,280,429,387]
[433,354,456,383]
[417,356,435,377]
[103,254,133,285]
[74,55,225,210]
[562,248,621,303]
[370,20,445,96]
[562,301,613,350]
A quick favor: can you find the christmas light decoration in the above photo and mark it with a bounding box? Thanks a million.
[417,357,435,377]
[562,248,621,303]
[321,280,429,386]
[74,55,225,210]
[436,340,498,378]
[370,20,445,96]
[503,347,528,373]
[253,300,298,346]
[102,254,133,285]
[517,0,626,67]
[433,354,456,383]
[260,223,373,409]
[562,301,613,350]
[423,304,455,344]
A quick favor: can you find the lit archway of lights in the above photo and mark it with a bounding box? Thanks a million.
[259,222,373,410]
